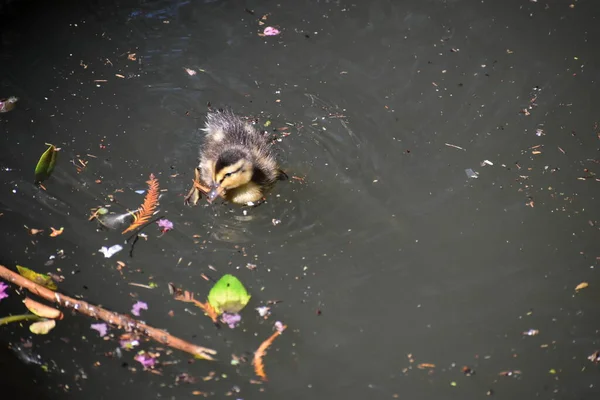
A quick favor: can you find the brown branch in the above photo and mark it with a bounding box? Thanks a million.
[0,265,217,360]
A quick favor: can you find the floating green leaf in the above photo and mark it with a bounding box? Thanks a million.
[207,274,251,315]
[16,265,58,290]
[34,143,58,184]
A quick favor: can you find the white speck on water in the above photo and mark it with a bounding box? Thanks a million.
[465,168,479,178]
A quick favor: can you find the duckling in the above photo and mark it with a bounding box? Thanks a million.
[185,109,283,205]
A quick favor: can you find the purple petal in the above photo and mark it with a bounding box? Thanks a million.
[263,26,280,36]
[157,219,174,232]
[131,300,148,316]
[221,312,241,329]
[274,321,284,333]
[134,351,156,368]
[0,282,9,301]
[91,323,108,337]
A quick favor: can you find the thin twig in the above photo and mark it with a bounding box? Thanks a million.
[445,143,466,151]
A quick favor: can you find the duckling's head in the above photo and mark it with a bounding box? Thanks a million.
[207,149,254,203]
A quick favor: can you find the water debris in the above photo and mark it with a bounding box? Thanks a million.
[91,323,108,337]
[157,218,174,233]
[0,282,8,301]
[128,282,155,290]
[264,26,280,36]
[480,160,494,167]
[119,334,140,349]
[50,227,64,237]
[522,329,539,336]
[184,67,197,76]
[16,265,57,290]
[253,322,287,381]
[256,306,271,318]
[207,274,251,315]
[134,350,157,368]
[23,297,63,319]
[171,286,219,323]
[445,143,466,151]
[99,244,123,258]
[122,173,160,234]
[575,282,589,291]
[0,96,18,113]
[272,219,281,226]
[498,370,522,377]
[131,300,148,316]
[588,351,600,363]
[0,265,216,359]
[29,319,56,335]
[221,312,241,329]
[35,143,59,184]
[274,321,285,333]
[465,169,479,179]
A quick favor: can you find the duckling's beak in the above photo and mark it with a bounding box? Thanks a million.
[207,183,223,203]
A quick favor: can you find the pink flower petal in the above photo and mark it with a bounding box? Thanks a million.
[0,282,9,301]
[91,323,108,337]
[157,218,174,232]
[221,312,241,329]
[184,67,197,76]
[263,26,280,36]
[134,351,156,368]
[274,321,284,333]
[131,300,148,316]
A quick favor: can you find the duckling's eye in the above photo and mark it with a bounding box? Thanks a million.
[224,172,233,178]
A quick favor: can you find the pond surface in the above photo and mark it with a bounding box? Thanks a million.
[1,0,599,399]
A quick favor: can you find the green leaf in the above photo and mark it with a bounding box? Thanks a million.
[16,265,58,290]
[34,143,58,184]
[207,274,251,315]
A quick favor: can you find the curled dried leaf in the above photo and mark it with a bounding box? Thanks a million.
[23,297,63,319]
[50,227,64,237]
[29,319,56,335]
[575,282,589,291]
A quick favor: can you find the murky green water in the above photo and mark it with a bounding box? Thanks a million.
[1,0,599,399]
